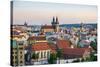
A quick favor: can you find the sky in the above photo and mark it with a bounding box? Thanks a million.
[13,1,97,25]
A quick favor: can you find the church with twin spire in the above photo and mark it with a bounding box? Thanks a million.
[41,16,59,33]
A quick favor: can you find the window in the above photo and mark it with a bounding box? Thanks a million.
[20,61,23,63]
[44,52,46,58]
[12,51,14,54]
[19,47,23,50]
[20,51,22,54]
[15,52,17,54]
[13,48,17,50]
[19,43,23,45]
[15,61,18,64]
[15,56,17,59]
[20,56,23,59]
[47,51,50,58]
[36,52,39,59]
[41,52,43,58]
[12,51,17,54]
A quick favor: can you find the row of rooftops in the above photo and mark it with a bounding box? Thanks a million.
[41,25,54,29]
[12,38,91,57]
[25,39,92,57]
[27,36,46,41]
[11,22,93,59]
[30,39,71,51]
[12,32,92,59]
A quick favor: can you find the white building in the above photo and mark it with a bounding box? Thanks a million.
[31,42,51,64]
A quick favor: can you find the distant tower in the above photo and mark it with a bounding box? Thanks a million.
[55,16,59,32]
[80,22,84,32]
[79,22,84,40]
[51,16,55,27]
[24,21,27,27]
[56,16,59,24]
[51,16,59,32]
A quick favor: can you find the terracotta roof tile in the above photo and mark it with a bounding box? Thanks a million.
[62,48,90,58]
[41,25,54,29]
[12,35,25,38]
[28,36,46,41]
[56,40,71,49]
[49,45,57,53]
[32,42,50,51]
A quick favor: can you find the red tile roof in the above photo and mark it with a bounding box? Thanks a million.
[32,42,50,51]
[28,36,46,41]
[41,25,54,29]
[12,27,27,33]
[49,45,57,53]
[63,48,85,55]
[12,35,25,38]
[56,40,71,49]
[62,48,90,58]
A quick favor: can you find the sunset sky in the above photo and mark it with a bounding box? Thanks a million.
[13,1,97,25]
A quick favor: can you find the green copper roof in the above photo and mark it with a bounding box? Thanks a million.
[12,40,17,48]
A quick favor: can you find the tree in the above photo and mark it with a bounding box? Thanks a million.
[32,52,39,62]
[90,53,97,61]
[57,49,62,64]
[83,54,97,62]
[81,58,85,62]
[32,53,36,59]
[90,41,97,51]
[48,53,57,64]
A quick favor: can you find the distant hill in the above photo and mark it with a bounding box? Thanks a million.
[59,23,97,29]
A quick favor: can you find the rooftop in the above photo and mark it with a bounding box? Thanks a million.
[32,42,50,51]
[41,25,54,29]
[28,36,46,41]
[56,40,71,49]
[62,48,91,59]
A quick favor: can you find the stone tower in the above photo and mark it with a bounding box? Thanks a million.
[55,16,59,33]
[80,22,84,32]
[51,16,59,33]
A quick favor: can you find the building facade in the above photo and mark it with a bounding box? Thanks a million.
[11,40,25,66]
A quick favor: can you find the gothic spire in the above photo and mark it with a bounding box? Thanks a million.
[56,16,59,24]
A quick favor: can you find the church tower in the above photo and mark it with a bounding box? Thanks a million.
[24,21,28,27]
[80,22,84,32]
[51,16,55,25]
[55,16,59,32]
[51,16,59,33]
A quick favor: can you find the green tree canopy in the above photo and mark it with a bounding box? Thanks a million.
[48,53,57,64]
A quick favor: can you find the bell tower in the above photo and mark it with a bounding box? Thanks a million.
[55,16,59,32]
[51,16,59,33]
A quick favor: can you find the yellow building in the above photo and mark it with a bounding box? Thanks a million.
[27,36,47,45]
[11,40,25,66]
[41,25,54,33]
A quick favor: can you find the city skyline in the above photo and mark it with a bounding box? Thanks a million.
[11,1,97,66]
[13,1,97,25]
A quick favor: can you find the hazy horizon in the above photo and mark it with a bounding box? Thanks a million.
[13,1,97,25]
